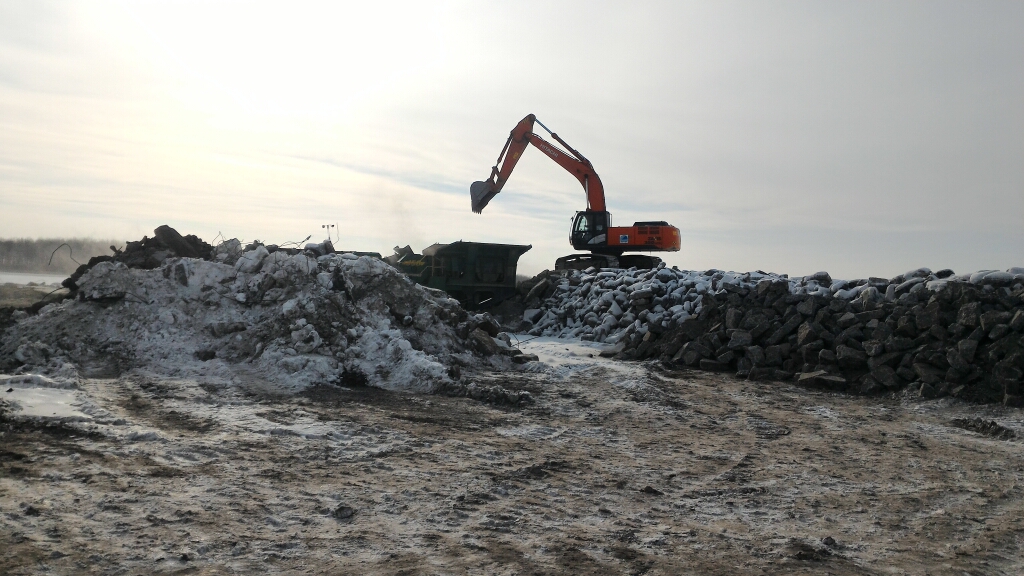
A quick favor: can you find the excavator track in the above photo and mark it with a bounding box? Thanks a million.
[554,254,662,271]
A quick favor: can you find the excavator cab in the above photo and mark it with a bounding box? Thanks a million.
[570,210,611,251]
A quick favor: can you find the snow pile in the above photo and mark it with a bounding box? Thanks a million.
[1,245,500,394]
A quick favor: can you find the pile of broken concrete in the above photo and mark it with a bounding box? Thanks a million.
[1,228,532,404]
[519,266,1024,405]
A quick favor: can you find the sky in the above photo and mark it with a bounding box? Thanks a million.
[1,1,1021,279]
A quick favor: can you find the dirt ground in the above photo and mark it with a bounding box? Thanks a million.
[1,339,1022,575]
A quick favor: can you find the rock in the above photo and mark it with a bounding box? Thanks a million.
[982,271,1014,286]
[818,349,836,364]
[764,345,785,366]
[945,349,970,372]
[212,238,242,264]
[608,301,623,318]
[944,364,970,384]
[896,316,918,338]
[919,382,939,398]
[747,318,772,341]
[512,354,540,364]
[993,364,1023,385]
[886,336,914,353]
[895,277,926,295]
[796,298,818,317]
[980,310,1013,332]
[154,225,211,259]
[858,286,884,307]
[834,326,864,347]
[989,324,1011,341]
[799,340,824,363]
[766,315,802,346]
[525,279,550,302]
[736,357,754,377]
[629,288,654,301]
[745,345,765,366]
[474,314,502,337]
[291,325,323,354]
[915,305,941,332]
[76,261,134,301]
[836,345,867,369]
[727,330,753,350]
[868,351,902,370]
[676,348,702,366]
[806,271,832,284]
[837,312,859,329]
[871,365,902,388]
[235,245,270,274]
[725,308,743,329]
[913,363,945,385]
[699,359,727,371]
[958,339,978,363]
[856,309,886,324]
[797,322,820,347]
[897,365,917,381]
[331,505,356,520]
[798,369,829,382]
[469,328,502,355]
[208,322,247,337]
[172,262,189,286]
[14,341,51,365]
[522,309,543,323]
[798,370,846,389]
[863,340,885,357]
[958,302,981,327]
[859,374,882,394]
[1011,310,1024,332]
[194,349,217,361]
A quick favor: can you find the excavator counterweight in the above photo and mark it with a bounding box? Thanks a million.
[471,114,680,270]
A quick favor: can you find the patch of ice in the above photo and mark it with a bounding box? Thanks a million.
[495,425,565,440]
[2,385,91,421]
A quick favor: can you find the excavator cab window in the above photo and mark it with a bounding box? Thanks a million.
[573,214,589,234]
[571,211,610,249]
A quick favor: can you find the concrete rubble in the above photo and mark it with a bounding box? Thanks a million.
[1,228,532,403]
[517,264,1024,405]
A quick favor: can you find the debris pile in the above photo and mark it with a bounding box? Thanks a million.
[62,225,214,289]
[519,265,1024,405]
[2,229,530,396]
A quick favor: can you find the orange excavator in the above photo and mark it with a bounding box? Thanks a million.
[471,114,681,270]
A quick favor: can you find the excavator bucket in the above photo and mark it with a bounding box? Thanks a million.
[470,180,497,214]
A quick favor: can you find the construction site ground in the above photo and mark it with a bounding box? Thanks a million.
[2,338,1022,575]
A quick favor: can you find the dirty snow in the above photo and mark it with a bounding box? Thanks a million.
[2,249,479,395]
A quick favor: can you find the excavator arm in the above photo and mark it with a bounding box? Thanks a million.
[471,114,606,213]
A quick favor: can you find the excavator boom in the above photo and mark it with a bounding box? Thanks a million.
[471,114,680,269]
[471,114,605,213]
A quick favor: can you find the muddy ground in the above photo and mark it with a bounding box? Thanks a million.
[1,339,1022,575]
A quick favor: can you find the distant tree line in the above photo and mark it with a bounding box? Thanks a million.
[0,238,119,274]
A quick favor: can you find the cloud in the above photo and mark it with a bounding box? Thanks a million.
[0,1,1021,279]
